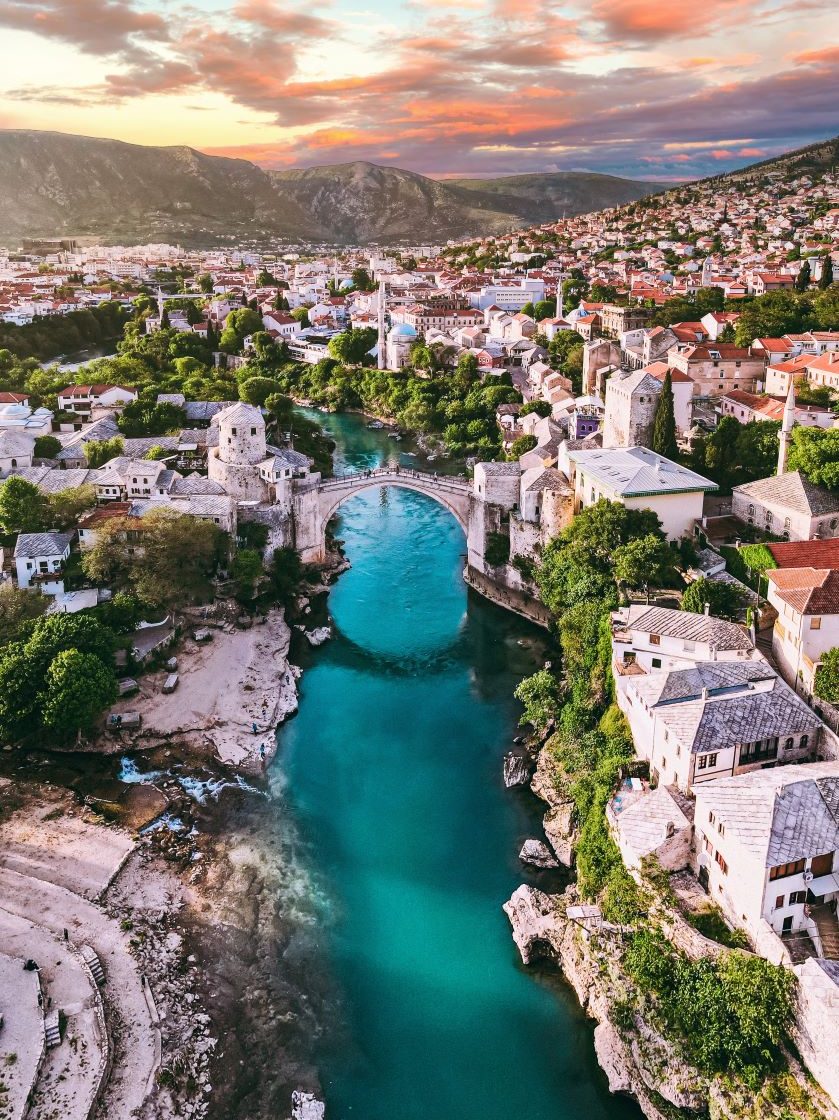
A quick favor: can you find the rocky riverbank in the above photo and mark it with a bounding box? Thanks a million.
[503,744,839,1120]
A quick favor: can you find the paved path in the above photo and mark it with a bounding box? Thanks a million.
[0,951,43,1120]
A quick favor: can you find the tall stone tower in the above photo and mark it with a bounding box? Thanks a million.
[208,401,268,501]
[701,257,713,287]
[777,381,795,476]
[377,279,386,371]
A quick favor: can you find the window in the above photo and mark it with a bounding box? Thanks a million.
[775,895,785,910]
[698,756,708,770]
[811,852,834,877]
[703,835,714,854]
[708,753,718,768]
[651,657,662,668]
[708,811,716,825]
[784,737,794,751]
[649,634,661,645]
[769,859,806,880]
[801,735,809,750]
[232,427,237,435]
[748,504,755,516]
[714,851,728,874]
[718,822,725,837]
[811,617,822,630]
[790,890,807,905]
[251,427,257,435]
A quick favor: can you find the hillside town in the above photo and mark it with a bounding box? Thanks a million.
[0,143,839,1120]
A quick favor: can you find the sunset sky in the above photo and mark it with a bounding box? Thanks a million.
[1,0,837,181]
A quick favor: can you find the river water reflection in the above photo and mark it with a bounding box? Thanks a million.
[275,411,640,1120]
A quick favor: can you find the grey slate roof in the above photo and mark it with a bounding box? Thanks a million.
[694,762,839,864]
[14,531,73,559]
[767,777,839,865]
[264,445,310,469]
[635,660,820,755]
[169,475,226,496]
[624,605,754,650]
[121,436,179,457]
[569,446,717,496]
[733,471,839,516]
[16,466,100,493]
[522,468,572,493]
[185,401,234,423]
[479,461,521,476]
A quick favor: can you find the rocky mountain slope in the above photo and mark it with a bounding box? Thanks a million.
[0,129,658,247]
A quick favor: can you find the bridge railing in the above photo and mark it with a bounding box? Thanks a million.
[319,466,471,491]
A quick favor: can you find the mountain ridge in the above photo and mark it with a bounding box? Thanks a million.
[0,128,659,247]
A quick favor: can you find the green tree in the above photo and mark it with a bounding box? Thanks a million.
[47,484,96,530]
[268,547,303,605]
[0,583,48,647]
[520,301,536,318]
[33,434,61,459]
[533,299,556,321]
[351,267,375,291]
[84,436,124,468]
[681,577,744,620]
[651,370,678,459]
[291,306,310,329]
[131,509,224,609]
[794,259,811,293]
[515,669,560,732]
[613,534,675,595]
[219,308,263,354]
[787,426,839,489]
[239,376,282,407]
[327,327,377,366]
[819,253,833,290]
[117,400,186,437]
[143,445,171,461]
[0,476,49,533]
[232,548,263,600]
[521,400,551,418]
[197,272,214,293]
[814,647,839,703]
[508,434,537,460]
[734,291,809,346]
[40,649,117,734]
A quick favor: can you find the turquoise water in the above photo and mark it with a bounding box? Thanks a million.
[276,413,638,1120]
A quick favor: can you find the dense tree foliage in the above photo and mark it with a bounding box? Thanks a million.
[681,576,745,620]
[0,613,117,741]
[787,426,839,489]
[651,370,678,459]
[691,416,780,491]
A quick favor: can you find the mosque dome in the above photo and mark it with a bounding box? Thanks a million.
[388,323,417,340]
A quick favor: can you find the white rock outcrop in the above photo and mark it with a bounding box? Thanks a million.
[518,838,559,869]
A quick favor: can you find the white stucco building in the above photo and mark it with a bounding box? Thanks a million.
[692,762,839,958]
[566,446,717,541]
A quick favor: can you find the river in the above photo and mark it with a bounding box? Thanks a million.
[273,411,639,1120]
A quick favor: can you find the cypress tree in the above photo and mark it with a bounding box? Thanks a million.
[795,259,811,293]
[819,254,834,290]
[651,370,678,460]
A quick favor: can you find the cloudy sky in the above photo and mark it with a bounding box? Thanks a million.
[1,0,837,180]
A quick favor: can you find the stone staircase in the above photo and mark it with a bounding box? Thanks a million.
[44,1009,61,1048]
[811,904,839,959]
[81,944,106,985]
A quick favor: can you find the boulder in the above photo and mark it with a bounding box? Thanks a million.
[304,627,331,647]
[291,1091,325,1120]
[519,838,559,869]
[503,751,533,787]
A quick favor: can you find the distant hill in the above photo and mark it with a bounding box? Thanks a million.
[0,130,660,247]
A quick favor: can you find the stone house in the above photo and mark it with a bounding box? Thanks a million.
[566,446,717,541]
[692,762,839,959]
[766,567,839,698]
[616,660,820,792]
[732,471,839,541]
[14,531,73,595]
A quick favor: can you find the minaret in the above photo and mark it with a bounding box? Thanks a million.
[377,279,386,370]
[701,256,713,287]
[777,380,795,475]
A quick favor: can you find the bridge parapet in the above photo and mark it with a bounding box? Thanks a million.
[318,467,471,493]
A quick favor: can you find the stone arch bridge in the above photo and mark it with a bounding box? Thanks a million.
[292,467,473,563]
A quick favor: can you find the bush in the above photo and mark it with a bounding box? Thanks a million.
[485,532,510,567]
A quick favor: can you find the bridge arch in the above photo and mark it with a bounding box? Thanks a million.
[293,468,472,563]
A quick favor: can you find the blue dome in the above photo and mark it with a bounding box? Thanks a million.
[389,323,417,339]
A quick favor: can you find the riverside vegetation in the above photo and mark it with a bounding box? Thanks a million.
[512,499,826,1118]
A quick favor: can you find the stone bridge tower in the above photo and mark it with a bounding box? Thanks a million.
[208,401,269,502]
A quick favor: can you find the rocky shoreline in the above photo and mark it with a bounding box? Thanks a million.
[502,742,839,1120]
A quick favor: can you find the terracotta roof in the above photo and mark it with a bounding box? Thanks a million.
[766,567,839,615]
[768,540,839,569]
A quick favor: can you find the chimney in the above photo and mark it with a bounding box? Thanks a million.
[704,602,710,616]
[701,687,709,701]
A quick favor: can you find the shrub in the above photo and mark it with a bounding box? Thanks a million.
[485,532,510,567]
